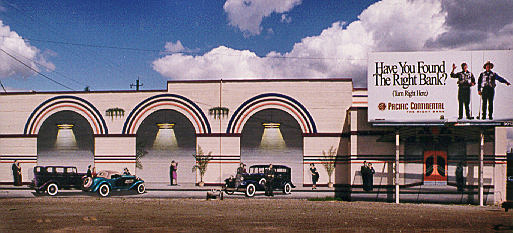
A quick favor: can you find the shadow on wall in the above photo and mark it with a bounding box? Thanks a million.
[37,110,94,172]
[241,109,303,184]
[135,109,196,183]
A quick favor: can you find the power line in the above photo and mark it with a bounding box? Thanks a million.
[0,2,149,85]
[0,48,74,91]
[0,80,6,93]
[0,35,368,61]
[0,47,91,88]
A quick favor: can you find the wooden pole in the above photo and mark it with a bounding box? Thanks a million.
[479,130,484,206]
[395,130,400,204]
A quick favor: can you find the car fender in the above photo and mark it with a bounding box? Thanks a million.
[41,180,60,190]
[128,180,144,190]
[91,180,111,193]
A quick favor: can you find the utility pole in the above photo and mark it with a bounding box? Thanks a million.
[130,77,143,91]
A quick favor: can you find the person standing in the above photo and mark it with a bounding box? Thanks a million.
[478,61,511,120]
[456,161,465,192]
[366,163,375,191]
[264,164,275,196]
[170,161,178,186]
[12,160,21,186]
[361,161,368,191]
[171,161,178,185]
[86,165,92,177]
[451,63,475,120]
[235,163,245,188]
[310,163,319,190]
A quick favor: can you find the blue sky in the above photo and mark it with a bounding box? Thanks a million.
[0,0,512,92]
[0,0,376,91]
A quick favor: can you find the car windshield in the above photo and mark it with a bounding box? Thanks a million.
[97,171,121,179]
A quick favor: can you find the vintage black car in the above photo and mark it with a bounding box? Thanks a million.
[29,166,87,196]
[223,165,295,197]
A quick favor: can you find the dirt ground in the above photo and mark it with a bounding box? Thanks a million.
[1,198,512,232]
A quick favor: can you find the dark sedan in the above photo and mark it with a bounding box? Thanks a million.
[223,165,295,197]
[29,166,87,196]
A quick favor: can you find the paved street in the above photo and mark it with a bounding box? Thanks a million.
[1,198,512,232]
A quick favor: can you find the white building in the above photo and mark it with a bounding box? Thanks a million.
[0,79,508,204]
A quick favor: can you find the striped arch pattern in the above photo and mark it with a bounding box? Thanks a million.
[227,93,317,134]
[24,95,108,135]
[122,94,211,134]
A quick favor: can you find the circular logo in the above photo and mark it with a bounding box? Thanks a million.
[378,103,386,111]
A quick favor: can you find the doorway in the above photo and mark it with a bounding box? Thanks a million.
[424,150,448,185]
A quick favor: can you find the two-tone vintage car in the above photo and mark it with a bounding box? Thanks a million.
[82,170,145,197]
[29,166,87,196]
[223,164,295,197]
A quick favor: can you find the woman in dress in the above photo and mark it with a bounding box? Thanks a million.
[310,163,319,190]
[171,160,178,185]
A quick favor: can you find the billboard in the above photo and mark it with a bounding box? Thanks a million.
[368,50,513,124]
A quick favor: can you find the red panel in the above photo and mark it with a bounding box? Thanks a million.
[424,150,448,182]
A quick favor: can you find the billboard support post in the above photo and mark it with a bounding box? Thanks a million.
[479,130,484,206]
[395,130,400,204]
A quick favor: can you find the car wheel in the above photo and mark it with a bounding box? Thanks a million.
[259,178,266,186]
[46,183,59,196]
[283,183,292,195]
[136,183,145,194]
[98,184,110,197]
[82,177,93,189]
[245,184,256,197]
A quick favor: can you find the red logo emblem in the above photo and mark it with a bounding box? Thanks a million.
[378,103,386,111]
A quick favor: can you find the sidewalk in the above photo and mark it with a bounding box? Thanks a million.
[0,182,487,193]
[0,182,335,192]
[0,182,494,204]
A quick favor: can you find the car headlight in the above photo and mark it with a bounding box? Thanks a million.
[240,176,244,181]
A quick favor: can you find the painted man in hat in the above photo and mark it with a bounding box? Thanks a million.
[477,61,510,120]
[451,62,475,120]
[264,164,275,196]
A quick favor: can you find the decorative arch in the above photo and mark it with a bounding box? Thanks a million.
[123,94,211,134]
[24,95,108,135]
[227,93,317,134]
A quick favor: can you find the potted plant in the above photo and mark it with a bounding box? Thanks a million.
[208,106,229,119]
[192,145,212,186]
[105,107,125,120]
[135,142,147,169]
[322,146,337,188]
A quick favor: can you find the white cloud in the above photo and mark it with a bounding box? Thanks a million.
[224,0,301,36]
[0,20,54,78]
[153,46,272,79]
[165,40,186,53]
[154,0,513,87]
[164,40,200,54]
